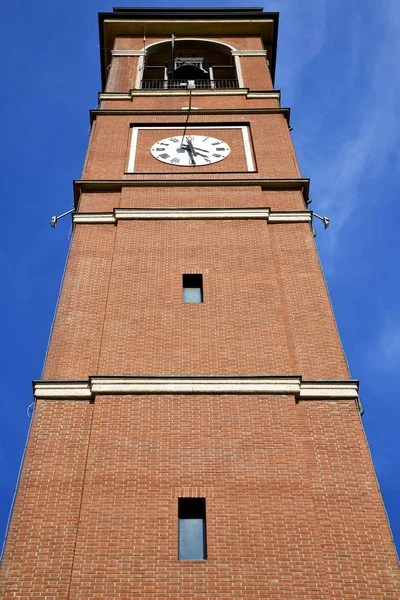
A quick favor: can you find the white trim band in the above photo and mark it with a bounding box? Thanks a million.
[299,382,360,399]
[268,211,311,224]
[231,50,267,57]
[34,377,359,401]
[111,49,146,56]
[73,208,312,224]
[35,382,92,399]
[98,90,281,101]
[246,92,280,99]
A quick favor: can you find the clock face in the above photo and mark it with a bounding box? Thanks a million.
[151,135,231,167]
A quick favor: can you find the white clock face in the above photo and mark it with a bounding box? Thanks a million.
[151,135,231,167]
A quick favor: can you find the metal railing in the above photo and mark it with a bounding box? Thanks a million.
[141,79,239,90]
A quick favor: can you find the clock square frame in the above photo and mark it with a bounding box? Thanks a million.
[127,124,256,174]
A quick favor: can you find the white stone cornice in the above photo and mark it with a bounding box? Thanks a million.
[98,92,132,101]
[300,381,360,399]
[73,208,312,225]
[91,376,301,396]
[231,50,267,57]
[98,90,281,101]
[34,382,92,399]
[111,49,146,56]
[74,213,116,224]
[268,211,311,224]
[33,376,359,401]
[246,92,280,99]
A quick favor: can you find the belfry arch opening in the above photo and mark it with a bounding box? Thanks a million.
[141,39,239,89]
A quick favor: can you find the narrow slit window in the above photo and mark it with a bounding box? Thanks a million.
[182,274,203,303]
[178,498,207,560]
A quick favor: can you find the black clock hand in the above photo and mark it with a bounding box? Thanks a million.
[180,136,194,150]
[185,139,211,159]
[187,138,210,157]
[192,151,210,159]
[182,144,209,163]
[181,144,196,166]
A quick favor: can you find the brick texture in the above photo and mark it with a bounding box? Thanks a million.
[43,219,348,380]
[106,56,139,93]
[2,18,399,600]
[2,397,399,599]
[0,401,94,599]
[82,114,299,181]
[100,96,281,110]
[42,225,116,380]
[78,188,306,213]
[114,35,265,52]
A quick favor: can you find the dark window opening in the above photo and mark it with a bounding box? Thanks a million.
[140,40,239,90]
[183,274,203,303]
[178,498,207,560]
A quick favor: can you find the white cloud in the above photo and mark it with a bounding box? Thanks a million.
[281,0,400,261]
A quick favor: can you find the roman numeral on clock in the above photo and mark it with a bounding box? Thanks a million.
[159,153,170,159]
[170,157,180,164]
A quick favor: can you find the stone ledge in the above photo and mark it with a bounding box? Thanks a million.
[98,89,281,100]
[111,49,146,56]
[34,376,359,401]
[231,50,268,57]
[73,208,312,225]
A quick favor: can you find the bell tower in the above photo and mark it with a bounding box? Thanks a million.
[1,7,399,599]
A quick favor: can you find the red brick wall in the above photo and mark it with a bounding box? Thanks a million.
[114,35,265,52]
[100,96,281,111]
[82,114,299,181]
[105,56,139,92]
[78,188,306,213]
[43,219,347,381]
[42,225,116,380]
[0,400,94,599]
[79,191,122,212]
[2,396,399,599]
[2,23,399,600]
[240,55,273,89]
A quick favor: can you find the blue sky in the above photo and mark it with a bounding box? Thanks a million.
[0,0,399,558]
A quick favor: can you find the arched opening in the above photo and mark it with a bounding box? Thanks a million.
[141,39,239,89]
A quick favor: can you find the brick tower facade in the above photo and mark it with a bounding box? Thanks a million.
[1,7,399,599]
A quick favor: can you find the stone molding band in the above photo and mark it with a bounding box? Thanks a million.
[111,49,146,56]
[98,90,281,101]
[109,50,267,58]
[73,208,312,225]
[231,50,267,56]
[34,376,360,402]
